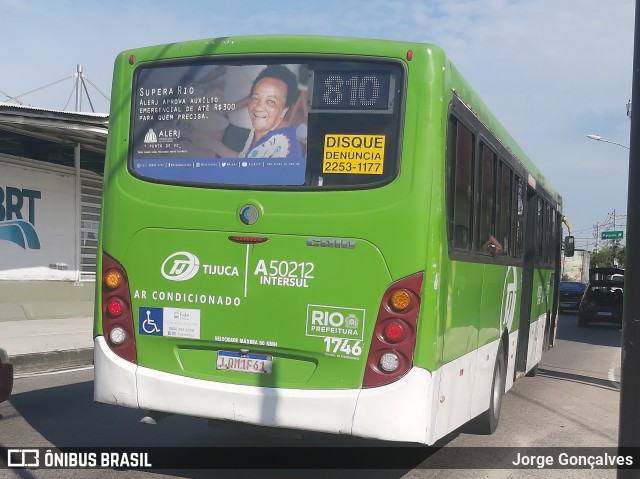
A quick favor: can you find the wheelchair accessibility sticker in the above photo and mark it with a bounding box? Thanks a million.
[139,306,201,339]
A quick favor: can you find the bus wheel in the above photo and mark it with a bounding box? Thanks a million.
[473,341,506,434]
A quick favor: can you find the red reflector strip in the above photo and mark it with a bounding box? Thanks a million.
[228,236,268,244]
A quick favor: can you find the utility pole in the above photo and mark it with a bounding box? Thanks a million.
[75,64,83,112]
[618,0,640,475]
[73,64,85,280]
[612,210,617,267]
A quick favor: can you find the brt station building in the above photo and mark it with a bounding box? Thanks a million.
[0,104,107,321]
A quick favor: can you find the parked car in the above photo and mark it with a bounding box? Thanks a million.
[559,281,587,312]
[578,268,624,327]
[0,348,13,404]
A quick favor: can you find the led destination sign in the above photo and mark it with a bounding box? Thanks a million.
[311,70,394,112]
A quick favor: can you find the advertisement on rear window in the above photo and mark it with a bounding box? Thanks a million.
[132,64,307,186]
[130,60,402,187]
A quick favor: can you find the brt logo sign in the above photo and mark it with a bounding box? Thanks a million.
[0,186,41,249]
[161,252,200,281]
[306,305,366,340]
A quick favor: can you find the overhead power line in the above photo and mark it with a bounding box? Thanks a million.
[5,76,74,103]
[0,65,110,112]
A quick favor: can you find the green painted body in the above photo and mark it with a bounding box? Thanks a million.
[95,36,561,390]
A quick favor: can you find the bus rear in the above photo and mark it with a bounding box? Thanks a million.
[94,36,442,443]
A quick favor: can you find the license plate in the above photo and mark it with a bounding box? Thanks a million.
[598,311,613,317]
[216,350,272,374]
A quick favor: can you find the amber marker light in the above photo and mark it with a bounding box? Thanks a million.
[390,290,411,311]
[104,270,122,289]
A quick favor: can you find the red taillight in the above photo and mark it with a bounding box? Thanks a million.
[382,321,404,342]
[363,272,423,388]
[101,253,137,364]
[107,298,124,317]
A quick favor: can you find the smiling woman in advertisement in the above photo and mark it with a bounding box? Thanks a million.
[209,65,302,160]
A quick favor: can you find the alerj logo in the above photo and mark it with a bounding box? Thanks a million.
[0,186,41,249]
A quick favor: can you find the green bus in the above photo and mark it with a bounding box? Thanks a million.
[94,35,564,444]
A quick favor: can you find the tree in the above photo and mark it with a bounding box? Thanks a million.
[590,245,626,268]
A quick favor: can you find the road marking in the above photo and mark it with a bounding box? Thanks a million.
[15,365,93,379]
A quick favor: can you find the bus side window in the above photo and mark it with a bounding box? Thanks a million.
[535,196,544,264]
[446,116,475,250]
[513,177,525,259]
[478,142,497,255]
[454,225,469,247]
[497,160,512,256]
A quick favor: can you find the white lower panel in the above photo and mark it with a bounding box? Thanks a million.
[352,367,433,443]
[136,362,358,436]
[505,331,519,392]
[434,339,500,441]
[93,337,139,408]
[433,330,538,442]
[469,341,500,420]
[526,314,546,373]
[93,336,434,443]
[94,328,541,444]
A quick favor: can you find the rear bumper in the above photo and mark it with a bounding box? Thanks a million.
[93,337,433,443]
[559,301,580,311]
[579,311,622,324]
[559,295,584,311]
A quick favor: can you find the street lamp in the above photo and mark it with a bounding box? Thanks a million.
[586,134,630,150]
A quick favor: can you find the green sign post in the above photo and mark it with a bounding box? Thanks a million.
[601,231,624,240]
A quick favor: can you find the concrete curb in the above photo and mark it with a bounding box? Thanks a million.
[10,348,94,376]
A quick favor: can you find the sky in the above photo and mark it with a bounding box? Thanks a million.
[0,0,635,250]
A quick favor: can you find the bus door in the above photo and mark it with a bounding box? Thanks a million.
[515,185,537,378]
[548,214,563,348]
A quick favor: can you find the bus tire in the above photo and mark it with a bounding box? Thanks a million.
[473,340,506,435]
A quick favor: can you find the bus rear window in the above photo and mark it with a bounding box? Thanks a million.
[130,59,403,189]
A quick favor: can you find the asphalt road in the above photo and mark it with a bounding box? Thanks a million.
[0,313,622,478]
